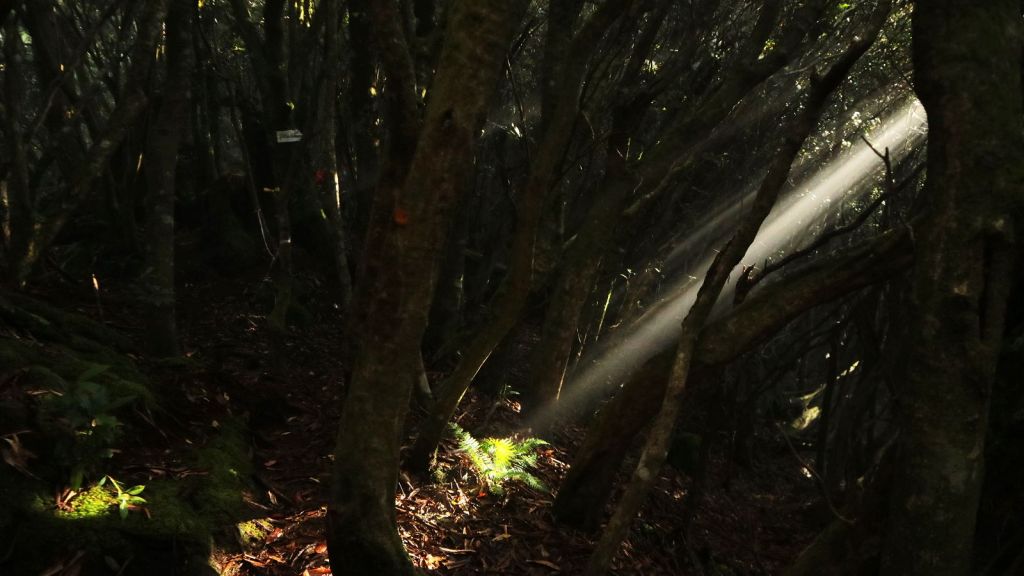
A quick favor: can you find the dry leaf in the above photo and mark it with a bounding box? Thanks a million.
[529,559,561,571]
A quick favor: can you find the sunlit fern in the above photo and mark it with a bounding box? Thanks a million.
[450,423,548,495]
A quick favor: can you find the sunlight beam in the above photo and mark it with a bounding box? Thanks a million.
[529,98,927,429]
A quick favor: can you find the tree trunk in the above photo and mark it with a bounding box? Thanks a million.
[815,333,840,479]
[13,0,169,283]
[524,3,668,409]
[327,2,527,573]
[528,0,823,409]
[312,0,353,309]
[879,2,1023,574]
[405,0,631,474]
[584,11,889,568]
[344,0,380,257]
[539,0,583,132]
[1,18,32,274]
[143,0,194,357]
[553,223,911,528]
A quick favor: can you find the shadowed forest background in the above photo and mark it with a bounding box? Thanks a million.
[1,0,1022,574]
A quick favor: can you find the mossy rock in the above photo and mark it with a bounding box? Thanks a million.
[0,290,135,352]
[0,293,258,574]
[236,518,274,552]
[1,419,256,575]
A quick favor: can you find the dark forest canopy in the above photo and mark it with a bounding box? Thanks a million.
[0,0,1022,574]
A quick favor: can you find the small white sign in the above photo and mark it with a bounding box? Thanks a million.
[276,129,303,143]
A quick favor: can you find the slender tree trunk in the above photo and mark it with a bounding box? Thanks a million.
[228,0,301,371]
[345,0,380,257]
[815,332,840,478]
[539,0,583,132]
[879,2,1023,574]
[143,0,194,357]
[405,0,632,474]
[553,224,911,528]
[327,3,527,573]
[312,0,353,309]
[525,1,671,407]
[1,19,32,273]
[21,0,88,179]
[423,190,470,357]
[13,0,169,283]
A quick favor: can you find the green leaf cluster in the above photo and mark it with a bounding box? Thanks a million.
[98,475,148,520]
[450,424,548,495]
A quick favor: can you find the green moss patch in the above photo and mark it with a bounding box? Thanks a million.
[1,418,257,574]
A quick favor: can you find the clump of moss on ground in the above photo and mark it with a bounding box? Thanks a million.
[2,418,257,574]
[0,292,260,573]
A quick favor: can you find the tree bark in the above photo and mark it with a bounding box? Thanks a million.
[143,0,195,357]
[1,18,32,274]
[815,332,840,479]
[344,0,381,257]
[326,2,527,573]
[879,1,1023,574]
[539,0,583,132]
[312,0,354,309]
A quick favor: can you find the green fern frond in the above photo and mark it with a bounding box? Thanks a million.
[449,424,549,496]
[518,438,549,452]
[485,437,516,470]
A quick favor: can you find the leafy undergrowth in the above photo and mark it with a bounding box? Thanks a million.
[1,271,822,575]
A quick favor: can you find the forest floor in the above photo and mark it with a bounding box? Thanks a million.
[26,271,824,575]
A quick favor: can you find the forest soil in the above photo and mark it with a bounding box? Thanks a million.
[14,271,822,575]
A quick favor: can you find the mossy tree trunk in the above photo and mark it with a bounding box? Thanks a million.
[143,0,195,357]
[326,2,527,573]
[878,2,1023,574]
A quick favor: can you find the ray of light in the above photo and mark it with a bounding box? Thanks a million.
[529,97,927,429]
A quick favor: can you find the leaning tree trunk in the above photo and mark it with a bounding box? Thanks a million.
[878,2,1023,574]
[326,2,527,574]
[524,4,666,411]
[143,0,194,357]
[585,7,889,569]
[526,0,827,409]
[552,155,912,531]
[404,0,632,474]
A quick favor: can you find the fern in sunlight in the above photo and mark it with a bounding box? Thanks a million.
[450,424,548,495]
